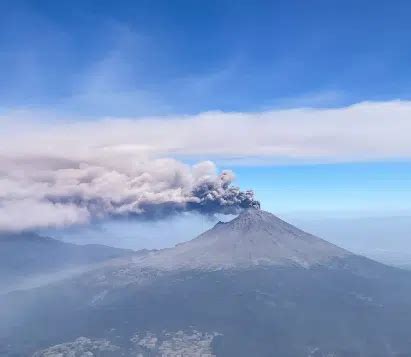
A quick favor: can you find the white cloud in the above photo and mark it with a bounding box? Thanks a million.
[0,199,90,232]
[0,100,409,231]
[1,100,410,163]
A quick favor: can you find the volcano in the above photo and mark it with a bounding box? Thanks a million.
[130,208,350,271]
[3,209,411,357]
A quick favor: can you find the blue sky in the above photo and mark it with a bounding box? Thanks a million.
[0,0,410,231]
[2,0,411,115]
[233,162,411,217]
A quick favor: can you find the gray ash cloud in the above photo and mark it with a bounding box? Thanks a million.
[0,158,259,231]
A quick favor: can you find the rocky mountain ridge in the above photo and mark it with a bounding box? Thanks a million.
[125,208,350,271]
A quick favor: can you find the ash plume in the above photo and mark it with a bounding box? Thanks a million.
[0,158,259,232]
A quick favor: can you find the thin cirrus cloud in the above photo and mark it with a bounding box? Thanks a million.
[0,100,409,232]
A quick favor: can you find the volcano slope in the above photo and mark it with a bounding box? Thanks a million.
[2,209,411,356]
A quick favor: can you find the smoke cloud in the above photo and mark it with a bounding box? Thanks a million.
[0,158,259,232]
[3,99,409,232]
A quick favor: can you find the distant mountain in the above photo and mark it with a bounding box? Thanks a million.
[0,232,133,292]
[2,209,411,356]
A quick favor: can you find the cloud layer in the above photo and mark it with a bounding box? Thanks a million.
[2,100,410,163]
[0,100,409,231]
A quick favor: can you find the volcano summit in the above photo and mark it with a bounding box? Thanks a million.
[129,208,350,271]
